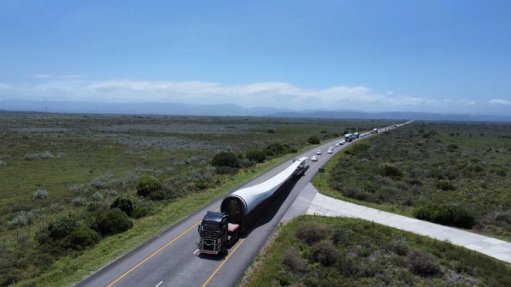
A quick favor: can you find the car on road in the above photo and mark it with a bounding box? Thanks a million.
[327,148,333,154]
[335,143,339,147]
[311,155,318,162]
[316,150,322,155]
[339,140,345,145]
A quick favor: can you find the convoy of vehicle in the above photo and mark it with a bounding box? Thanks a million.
[197,125,396,255]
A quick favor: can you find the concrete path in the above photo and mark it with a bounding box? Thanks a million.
[303,183,511,264]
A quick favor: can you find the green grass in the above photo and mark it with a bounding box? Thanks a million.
[0,112,391,286]
[312,138,414,217]
[17,154,301,287]
[315,122,511,239]
[243,216,511,287]
[18,142,318,286]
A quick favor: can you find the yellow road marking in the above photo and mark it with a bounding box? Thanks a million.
[106,220,201,287]
[200,238,246,287]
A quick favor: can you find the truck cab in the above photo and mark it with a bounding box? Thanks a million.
[197,211,239,255]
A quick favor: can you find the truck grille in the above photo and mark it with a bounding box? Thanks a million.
[200,230,220,238]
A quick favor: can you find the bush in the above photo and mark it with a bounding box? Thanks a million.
[65,225,100,250]
[24,151,54,161]
[282,247,307,272]
[308,136,320,144]
[264,143,293,157]
[91,208,133,236]
[111,198,133,217]
[407,251,441,276]
[34,189,49,199]
[92,191,104,201]
[378,163,403,178]
[48,216,80,240]
[246,150,266,163]
[211,152,239,168]
[295,223,329,245]
[436,180,455,191]
[311,240,339,267]
[136,175,162,197]
[413,205,475,229]
[72,196,87,206]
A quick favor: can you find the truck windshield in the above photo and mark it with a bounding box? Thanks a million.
[201,222,221,231]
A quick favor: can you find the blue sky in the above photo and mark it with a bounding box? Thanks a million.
[0,0,510,115]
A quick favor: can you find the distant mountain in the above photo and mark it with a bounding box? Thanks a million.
[269,110,511,122]
[1,99,510,122]
[0,99,289,116]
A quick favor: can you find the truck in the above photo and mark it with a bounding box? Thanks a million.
[197,157,309,255]
[344,133,356,142]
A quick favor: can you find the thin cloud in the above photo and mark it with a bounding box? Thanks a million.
[0,78,488,113]
[488,98,511,105]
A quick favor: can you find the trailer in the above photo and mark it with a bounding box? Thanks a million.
[197,157,309,255]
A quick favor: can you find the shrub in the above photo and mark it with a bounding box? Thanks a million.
[136,175,162,197]
[24,151,54,161]
[34,189,49,199]
[264,143,292,157]
[308,136,320,144]
[91,208,133,236]
[106,189,119,197]
[413,205,475,229]
[72,196,87,206]
[407,251,441,276]
[282,247,307,272]
[65,225,100,250]
[91,176,110,189]
[48,216,80,240]
[246,150,266,163]
[295,223,329,245]
[436,180,455,191]
[69,184,91,194]
[92,191,104,201]
[111,198,133,217]
[311,240,339,267]
[7,211,29,229]
[211,152,239,168]
[378,163,403,178]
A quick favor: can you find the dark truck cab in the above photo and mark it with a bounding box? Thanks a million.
[197,211,240,255]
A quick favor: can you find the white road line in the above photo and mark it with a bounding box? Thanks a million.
[155,281,163,287]
[193,249,200,256]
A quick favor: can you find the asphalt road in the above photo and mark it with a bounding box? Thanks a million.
[77,124,403,287]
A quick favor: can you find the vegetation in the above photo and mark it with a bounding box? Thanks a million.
[243,216,511,287]
[0,112,387,286]
[321,122,511,238]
